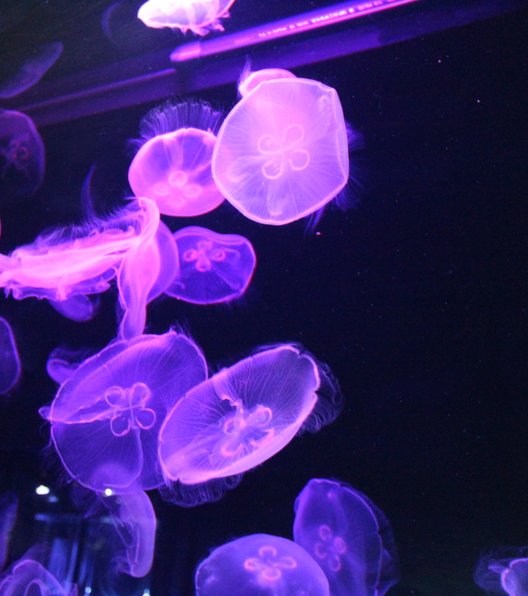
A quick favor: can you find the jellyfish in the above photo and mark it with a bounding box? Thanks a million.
[0,493,17,570]
[165,226,256,304]
[293,478,400,596]
[0,558,72,595]
[0,197,159,303]
[137,0,237,36]
[47,330,207,493]
[0,109,45,197]
[128,100,225,217]
[45,346,94,384]
[195,533,329,595]
[0,42,63,100]
[49,294,100,322]
[159,343,341,485]
[212,76,350,225]
[238,68,297,98]
[0,317,21,394]
[104,488,157,578]
[475,547,528,595]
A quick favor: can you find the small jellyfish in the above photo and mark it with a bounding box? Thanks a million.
[212,76,350,225]
[46,346,93,384]
[48,330,207,493]
[0,317,21,394]
[138,0,237,36]
[238,68,297,98]
[293,478,400,596]
[0,197,158,303]
[128,101,225,217]
[165,226,256,304]
[49,294,100,322]
[0,558,72,595]
[195,533,330,595]
[475,547,528,595]
[0,109,45,197]
[159,344,340,485]
[104,488,157,578]
[0,42,63,100]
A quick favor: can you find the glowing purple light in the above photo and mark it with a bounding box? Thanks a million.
[212,76,349,225]
[48,330,207,493]
[195,534,330,595]
[159,344,340,485]
[0,317,21,394]
[166,226,256,304]
[238,67,296,98]
[129,101,224,217]
[293,478,400,595]
[475,547,528,595]
[0,558,72,595]
[171,0,419,62]
[138,0,237,36]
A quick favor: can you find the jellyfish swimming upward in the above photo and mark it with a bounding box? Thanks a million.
[212,73,350,225]
[0,109,45,197]
[195,533,330,595]
[137,0,237,36]
[159,343,340,486]
[129,101,225,217]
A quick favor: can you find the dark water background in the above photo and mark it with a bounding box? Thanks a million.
[0,1,527,594]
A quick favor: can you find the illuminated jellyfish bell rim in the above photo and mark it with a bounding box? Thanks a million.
[212,76,350,226]
[137,0,237,35]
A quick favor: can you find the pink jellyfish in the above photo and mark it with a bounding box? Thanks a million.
[158,343,341,485]
[238,67,297,98]
[137,0,237,36]
[212,75,350,225]
[128,101,225,217]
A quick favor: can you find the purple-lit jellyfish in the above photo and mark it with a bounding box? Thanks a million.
[0,197,158,303]
[138,0,237,36]
[105,489,157,578]
[212,76,350,225]
[0,42,63,100]
[48,330,207,493]
[475,547,528,595]
[166,226,256,304]
[0,493,17,570]
[195,534,330,595]
[49,294,100,322]
[0,558,72,595]
[159,344,340,485]
[0,317,21,394]
[293,478,400,596]
[0,109,45,196]
[129,101,225,217]
[238,68,297,98]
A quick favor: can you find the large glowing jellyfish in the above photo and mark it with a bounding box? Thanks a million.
[0,109,45,197]
[195,533,330,595]
[138,0,237,36]
[475,547,528,595]
[0,317,21,394]
[212,75,350,225]
[47,330,207,493]
[129,101,224,217]
[0,42,63,100]
[293,478,400,596]
[0,197,158,303]
[159,344,341,485]
[166,226,256,304]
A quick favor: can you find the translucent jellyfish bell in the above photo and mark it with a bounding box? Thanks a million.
[138,0,237,36]
[0,558,71,595]
[48,330,207,493]
[166,226,256,304]
[293,478,400,596]
[238,68,297,98]
[0,317,21,394]
[159,344,340,485]
[212,76,349,225]
[129,101,225,217]
[475,547,528,595]
[0,109,45,197]
[195,533,330,595]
